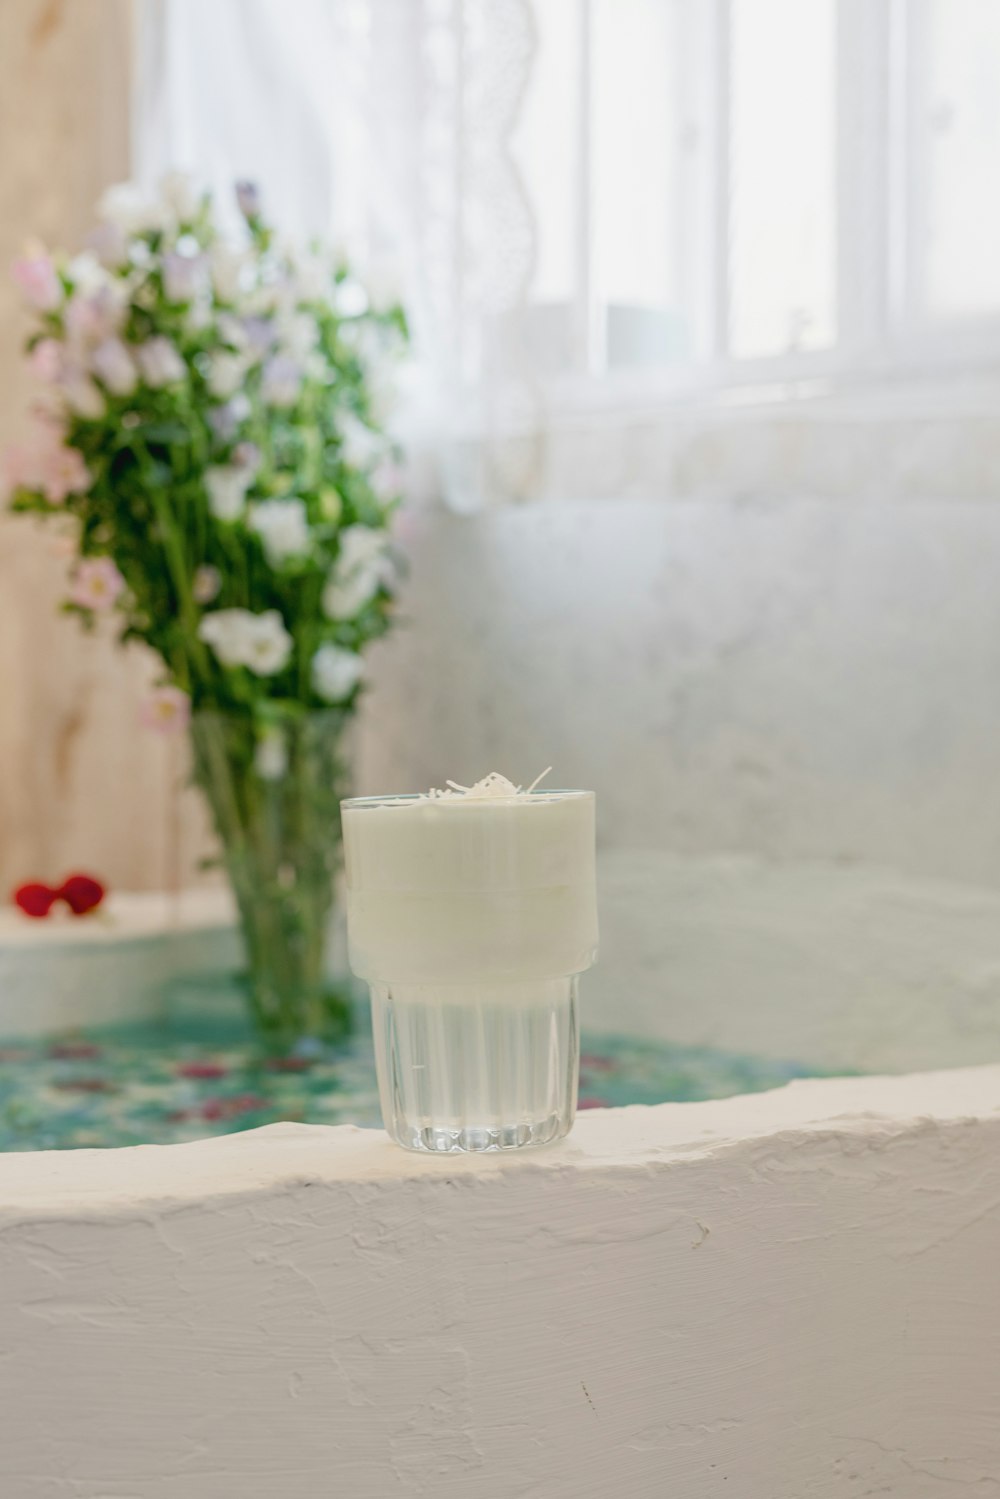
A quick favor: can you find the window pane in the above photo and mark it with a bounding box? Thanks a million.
[592,0,690,367]
[918,0,1000,318]
[729,0,836,359]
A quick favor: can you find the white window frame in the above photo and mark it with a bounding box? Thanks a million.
[531,0,1000,422]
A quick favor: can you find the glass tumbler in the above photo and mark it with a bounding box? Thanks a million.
[341,790,598,1152]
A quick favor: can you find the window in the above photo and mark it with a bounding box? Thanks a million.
[507,0,1000,395]
[141,0,1000,411]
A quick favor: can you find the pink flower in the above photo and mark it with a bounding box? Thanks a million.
[2,433,88,505]
[29,338,64,383]
[41,444,90,504]
[11,252,61,311]
[85,221,128,269]
[64,284,126,344]
[139,686,191,736]
[69,556,126,612]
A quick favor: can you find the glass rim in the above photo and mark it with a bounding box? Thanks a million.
[341,788,594,808]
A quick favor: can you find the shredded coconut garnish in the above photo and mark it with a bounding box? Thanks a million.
[418,768,554,802]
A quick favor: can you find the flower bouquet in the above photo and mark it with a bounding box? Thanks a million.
[5,172,409,1049]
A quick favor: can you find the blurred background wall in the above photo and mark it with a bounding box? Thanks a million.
[0,0,206,892]
[0,0,376,900]
[4,0,1000,899]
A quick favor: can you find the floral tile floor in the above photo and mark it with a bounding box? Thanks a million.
[0,1012,832,1152]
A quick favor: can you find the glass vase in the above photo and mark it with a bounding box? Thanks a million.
[189,710,353,1053]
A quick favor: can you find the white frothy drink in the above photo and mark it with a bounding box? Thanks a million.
[342,774,598,1153]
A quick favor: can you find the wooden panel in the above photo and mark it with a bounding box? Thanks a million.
[0,0,212,893]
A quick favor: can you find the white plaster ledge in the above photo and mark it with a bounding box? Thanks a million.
[3,1070,1000,1498]
[1,1064,999,1216]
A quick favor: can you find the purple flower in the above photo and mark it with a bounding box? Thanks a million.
[235,180,262,220]
[162,252,205,304]
[261,355,302,408]
[64,284,126,343]
[208,395,251,441]
[242,316,274,353]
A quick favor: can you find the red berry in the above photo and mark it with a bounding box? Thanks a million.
[59,873,106,915]
[13,882,58,918]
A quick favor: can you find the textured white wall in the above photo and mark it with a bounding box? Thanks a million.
[3,1070,1000,1498]
[359,496,1000,885]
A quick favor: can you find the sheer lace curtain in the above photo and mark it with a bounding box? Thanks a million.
[137,0,1000,510]
[137,0,543,510]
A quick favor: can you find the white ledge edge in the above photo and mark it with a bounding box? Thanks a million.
[2,1064,999,1219]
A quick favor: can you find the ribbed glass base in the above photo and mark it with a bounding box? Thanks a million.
[371,977,579,1153]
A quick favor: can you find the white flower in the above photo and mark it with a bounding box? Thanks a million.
[91,338,137,396]
[277,312,318,360]
[254,726,288,781]
[66,252,108,296]
[205,465,251,522]
[295,250,331,302]
[97,182,165,236]
[338,413,381,470]
[199,608,293,676]
[249,498,311,567]
[312,643,363,703]
[334,278,369,318]
[239,611,295,676]
[184,299,212,334]
[322,524,391,619]
[207,350,247,398]
[159,170,200,223]
[136,337,186,388]
[216,313,250,351]
[210,244,248,303]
